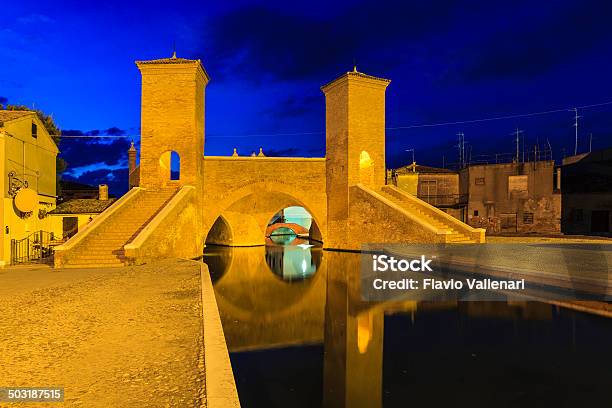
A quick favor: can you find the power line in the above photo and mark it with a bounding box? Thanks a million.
[56,99,612,140]
[387,100,612,130]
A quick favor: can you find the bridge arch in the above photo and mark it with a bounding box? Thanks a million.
[203,182,327,247]
[205,215,233,246]
[266,222,309,237]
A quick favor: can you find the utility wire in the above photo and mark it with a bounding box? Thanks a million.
[57,99,612,139]
[387,100,612,130]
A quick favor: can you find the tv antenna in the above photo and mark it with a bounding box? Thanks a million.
[571,107,580,155]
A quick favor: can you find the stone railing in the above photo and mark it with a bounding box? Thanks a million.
[54,187,144,267]
[124,186,200,265]
[381,185,485,243]
[346,185,449,249]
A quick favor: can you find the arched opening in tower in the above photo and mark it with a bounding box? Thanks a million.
[359,150,374,186]
[159,150,181,180]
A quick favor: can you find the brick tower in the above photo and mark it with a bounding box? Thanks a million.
[321,68,390,248]
[136,53,209,189]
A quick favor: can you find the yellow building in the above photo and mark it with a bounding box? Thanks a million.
[388,163,465,221]
[0,110,58,266]
[48,184,116,240]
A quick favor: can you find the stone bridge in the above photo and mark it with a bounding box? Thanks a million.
[201,156,327,247]
[265,222,310,237]
[54,54,484,268]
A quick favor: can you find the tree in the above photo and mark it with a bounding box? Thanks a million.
[4,104,67,193]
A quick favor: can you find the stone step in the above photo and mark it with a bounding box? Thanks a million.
[65,264,125,269]
[448,236,471,242]
[70,259,127,265]
[68,259,126,266]
[87,238,131,244]
[60,190,179,264]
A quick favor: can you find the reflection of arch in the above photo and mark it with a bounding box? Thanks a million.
[206,245,328,352]
[159,150,180,180]
[359,150,374,186]
[264,242,323,282]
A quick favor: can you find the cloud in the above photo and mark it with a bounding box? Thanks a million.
[17,14,54,25]
[458,1,612,81]
[261,147,304,157]
[105,126,126,136]
[62,168,128,197]
[262,94,322,120]
[196,1,463,82]
[59,136,131,169]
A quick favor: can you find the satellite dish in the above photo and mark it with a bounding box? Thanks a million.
[14,188,37,213]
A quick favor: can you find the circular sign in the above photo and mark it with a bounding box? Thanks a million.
[14,188,37,213]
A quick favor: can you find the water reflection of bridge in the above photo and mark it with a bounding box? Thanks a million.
[208,246,416,407]
[207,245,557,407]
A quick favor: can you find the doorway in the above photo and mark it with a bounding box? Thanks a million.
[591,210,610,233]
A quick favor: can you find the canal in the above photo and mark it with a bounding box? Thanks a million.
[203,237,612,407]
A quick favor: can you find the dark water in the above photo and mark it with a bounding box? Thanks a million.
[204,238,612,408]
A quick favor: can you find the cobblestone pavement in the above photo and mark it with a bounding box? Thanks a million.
[0,259,205,407]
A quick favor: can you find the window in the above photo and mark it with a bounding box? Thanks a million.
[473,210,479,216]
[31,122,38,138]
[475,177,485,185]
[62,217,78,239]
[508,175,528,194]
[523,212,534,224]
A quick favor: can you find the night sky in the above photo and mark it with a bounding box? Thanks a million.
[2,0,612,196]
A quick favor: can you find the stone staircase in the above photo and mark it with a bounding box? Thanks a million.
[378,185,481,243]
[59,188,177,267]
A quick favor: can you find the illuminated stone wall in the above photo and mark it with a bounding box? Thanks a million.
[136,56,209,190]
[201,156,327,246]
[54,56,484,267]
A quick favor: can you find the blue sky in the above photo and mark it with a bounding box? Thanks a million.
[2,0,612,195]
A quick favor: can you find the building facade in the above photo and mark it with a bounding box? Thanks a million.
[460,160,561,234]
[389,160,561,234]
[48,184,116,240]
[388,163,466,221]
[561,148,612,235]
[0,110,58,265]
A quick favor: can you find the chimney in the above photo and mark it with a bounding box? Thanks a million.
[128,142,137,189]
[99,184,109,201]
[128,142,137,173]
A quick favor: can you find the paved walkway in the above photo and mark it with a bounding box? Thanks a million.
[0,259,205,407]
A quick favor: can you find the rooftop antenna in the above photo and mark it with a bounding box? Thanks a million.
[572,107,580,155]
[405,149,415,170]
[512,128,524,163]
[456,132,465,168]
